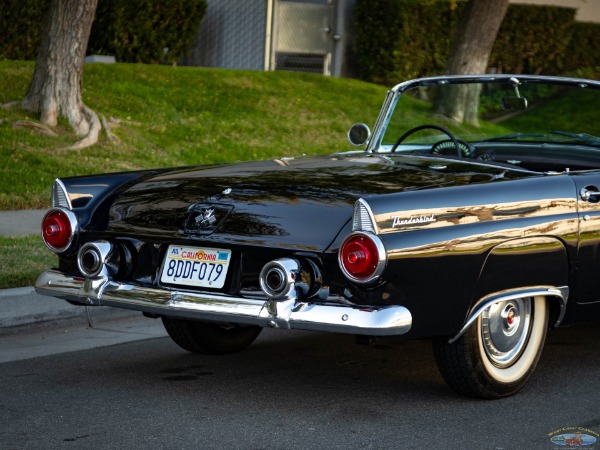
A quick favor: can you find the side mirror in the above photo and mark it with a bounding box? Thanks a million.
[348,123,371,146]
[501,97,528,110]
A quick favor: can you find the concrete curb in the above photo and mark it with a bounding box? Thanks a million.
[1,210,144,334]
[0,286,141,335]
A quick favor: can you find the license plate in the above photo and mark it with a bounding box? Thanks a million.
[160,245,231,289]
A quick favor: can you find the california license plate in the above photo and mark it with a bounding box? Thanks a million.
[160,245,231,289]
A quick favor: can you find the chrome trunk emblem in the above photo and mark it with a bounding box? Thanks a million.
[185,203,233,235]
[195,208,217,229]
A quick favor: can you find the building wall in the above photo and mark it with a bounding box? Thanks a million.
[184,0,600,75]
[510,0,600,22]
[183,0,267,70]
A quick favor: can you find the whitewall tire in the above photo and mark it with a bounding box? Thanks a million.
[433,296,548,399]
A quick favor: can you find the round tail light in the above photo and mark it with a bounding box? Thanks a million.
[339,232,386,284]
[41,208,78,253]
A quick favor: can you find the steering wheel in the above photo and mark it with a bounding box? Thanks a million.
[390,124,462,158]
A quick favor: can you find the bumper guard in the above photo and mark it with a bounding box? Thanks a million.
[35,270,412,336]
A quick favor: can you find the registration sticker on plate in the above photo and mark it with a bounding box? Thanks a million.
[160,245,231,289]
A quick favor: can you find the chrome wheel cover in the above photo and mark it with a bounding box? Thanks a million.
[480,298,532,368]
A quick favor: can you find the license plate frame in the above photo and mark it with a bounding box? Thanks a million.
[160,245,231,289]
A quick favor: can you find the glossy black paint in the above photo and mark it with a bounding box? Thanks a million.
[50,147,600,338]
[59,169,162,232]
[103,154,508,250]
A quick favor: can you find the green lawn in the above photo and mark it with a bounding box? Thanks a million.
[1,61,391,288]
[0,236,56,289]
[0,61,388,210]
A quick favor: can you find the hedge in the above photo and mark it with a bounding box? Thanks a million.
[0,1,50,61]
[353,0,458,85]
[354,0,600,85]
[0,0,206,64]
[565,22,600,73]
[491,4,574,75]
[89,0,207,64]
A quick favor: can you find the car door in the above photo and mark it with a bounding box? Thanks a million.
[572,172,600,303]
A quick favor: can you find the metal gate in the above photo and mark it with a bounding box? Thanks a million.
[270,0,334,75]
[184,0,351,77]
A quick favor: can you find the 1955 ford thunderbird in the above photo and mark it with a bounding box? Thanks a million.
[36,74,600,398]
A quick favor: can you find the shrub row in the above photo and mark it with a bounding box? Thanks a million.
[89,0,207,64]
[0,0,206,64]
[354,0,600,85]
[0,1,49,61]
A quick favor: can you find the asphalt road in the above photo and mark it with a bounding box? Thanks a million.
[1,320,599,450]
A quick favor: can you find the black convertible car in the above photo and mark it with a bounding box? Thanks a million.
[36,74,600,398]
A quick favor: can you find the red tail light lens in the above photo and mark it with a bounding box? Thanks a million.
[42,209,78,253]
[339,232,386,284]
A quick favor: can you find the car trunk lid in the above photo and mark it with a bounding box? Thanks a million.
[105,154,513,250]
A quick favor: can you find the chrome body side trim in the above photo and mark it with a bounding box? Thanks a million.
[35,270,412,336]
[449,286,569,344]
[352,198,378,233]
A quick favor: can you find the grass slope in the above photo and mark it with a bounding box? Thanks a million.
[0,61,388,210]
[0,236,55,289]
[0,61,391,288]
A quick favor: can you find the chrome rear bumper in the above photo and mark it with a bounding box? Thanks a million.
[35,270,412,336]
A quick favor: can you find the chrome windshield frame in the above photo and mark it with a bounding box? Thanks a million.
[365,74,600,154]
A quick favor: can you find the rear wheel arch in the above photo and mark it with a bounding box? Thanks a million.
[472,236,569,327]
[432,235,571,398]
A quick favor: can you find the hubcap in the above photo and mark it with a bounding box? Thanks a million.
[480,298,532,368]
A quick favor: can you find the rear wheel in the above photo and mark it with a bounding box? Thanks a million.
[433,296,548,399]
[162,317,262,355]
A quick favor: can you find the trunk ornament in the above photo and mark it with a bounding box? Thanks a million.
[184,203,233,235]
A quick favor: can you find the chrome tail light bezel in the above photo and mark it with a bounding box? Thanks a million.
[41,207,79,254]
[338,231,387,285]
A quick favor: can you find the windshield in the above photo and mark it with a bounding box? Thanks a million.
[378,77,600,172]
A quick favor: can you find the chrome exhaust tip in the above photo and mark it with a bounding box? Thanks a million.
[259,257,324,301]
[77,241,115,278]
[260,258,300,300]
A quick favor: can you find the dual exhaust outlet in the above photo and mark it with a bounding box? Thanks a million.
[78,241,116,278]
[259,257,325,301]
[78,241,325,301]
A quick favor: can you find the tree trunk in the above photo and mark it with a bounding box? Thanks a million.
[433,0,509,125]
[22,0,99,139]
